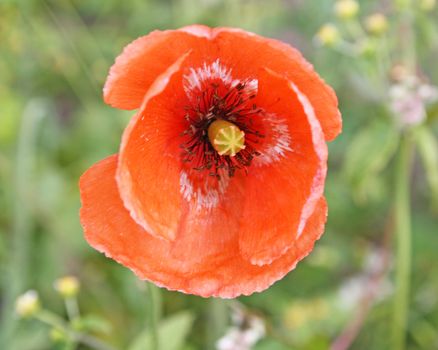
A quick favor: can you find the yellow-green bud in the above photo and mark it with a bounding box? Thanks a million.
[50,328,67,343]
[420,0,436,11]
[54,276,80,298]
[365,14,389,35]
[335,0,359,19]
[208,119,246,157]
[315,24,340,47]
[15,290,40,318]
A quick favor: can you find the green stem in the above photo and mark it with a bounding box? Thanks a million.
[76,333,119,350]
[206,298,229,350]
[146,283,160,350]
[65,296,80,321]
[376,35,392,93]
[395,0,416,74]
[35,310,67,329]
[392,133,414,350]
[35,310,118,350]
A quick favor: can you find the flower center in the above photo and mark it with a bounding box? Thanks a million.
[180,80,264,178]
[207,119,246,157]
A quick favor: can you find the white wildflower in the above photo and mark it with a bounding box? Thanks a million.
[216,306,265,350]
[15,290,40,317]
[337,248,392,310]
[389,75,438,127]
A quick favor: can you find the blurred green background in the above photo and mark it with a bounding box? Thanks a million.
[1,0,438,349]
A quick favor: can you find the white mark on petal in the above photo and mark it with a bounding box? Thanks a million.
[288,82,327,239]
[180,170,230,210]
[184,59,257,98]
[253,113,292,166]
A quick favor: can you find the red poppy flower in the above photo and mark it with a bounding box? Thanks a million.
[79,25,341,298]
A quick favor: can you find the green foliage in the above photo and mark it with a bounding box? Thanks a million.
[1,0,438,349]
[344,119,399,203]
[128,312,195,350]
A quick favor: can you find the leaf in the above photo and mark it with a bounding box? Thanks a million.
[128,312,195,350]
[415,126,438,211]
[344,119,400,203]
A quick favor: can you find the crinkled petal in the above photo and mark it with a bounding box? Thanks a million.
[211,27,342,141]
[105,25,341,142]
[238,68,327,266]
[79,154,328,298]
[103,28,211,109]
[116,54,190,241]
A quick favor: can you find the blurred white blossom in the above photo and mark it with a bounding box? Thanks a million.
[216,306,265,350]
[15,290,40,318]
[389,75,438,127]
[337,248,392,310]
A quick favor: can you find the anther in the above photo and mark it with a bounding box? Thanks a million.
[208,119,246,157]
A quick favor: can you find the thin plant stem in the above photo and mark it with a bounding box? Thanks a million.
[395,0,416,74]
[380,34,392,75]
[65,296,80,321]
[35,310,119,350]
[375,35,392,93]
[206,298,229,350]
[35,310,67,329]
[392,133,414,350]
[76,333,119,350]
[403,7,416,74]
[147,282,160,350]
[391,0,417,348]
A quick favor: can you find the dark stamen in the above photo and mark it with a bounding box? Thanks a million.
[181,80,264,178]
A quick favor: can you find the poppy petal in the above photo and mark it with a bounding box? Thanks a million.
[103,29,209,109]
[104,25,341,142]
[83,26,340,298]
[116,54,190,241]
[211,27,342,141]
[238,68,327,266]
[80,154,327,298]
[179,24,214,38]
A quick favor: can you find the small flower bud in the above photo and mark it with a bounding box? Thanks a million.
[420,0,436,11]
[316,24,340,47]
[54,276,80,297]
[50,328,67,343]
[335,0,359,19]
[15,290,40,318]
[365,14,389,35]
